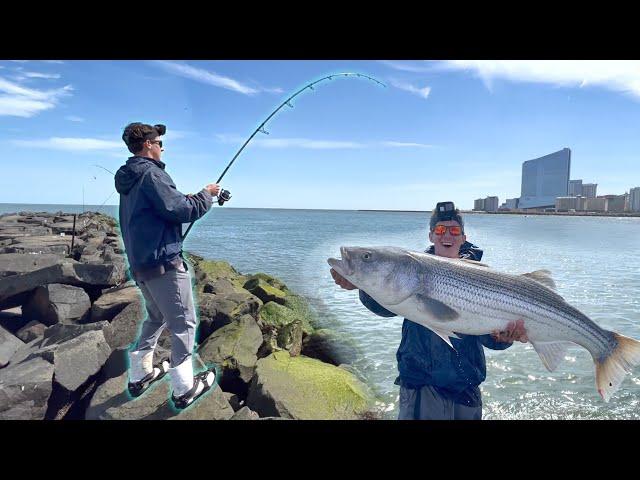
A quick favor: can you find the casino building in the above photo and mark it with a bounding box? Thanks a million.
[518,148,571,209]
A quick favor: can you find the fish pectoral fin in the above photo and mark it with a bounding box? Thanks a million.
[521,270,556,291]
[531,341,573,372]
[414,294,460,321]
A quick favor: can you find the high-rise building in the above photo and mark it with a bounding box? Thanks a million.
[604,194,627,213]
[505,198,519,209]
[630,187,640,212]
[555,196,578,211]
[568,179,583,196]
[474,198,485,211]
[519,148,571,209]
[484,196,499,212]
[582,183,598,198]
[584,197,606,212]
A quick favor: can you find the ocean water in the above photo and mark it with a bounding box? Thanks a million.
[2,204,640,419]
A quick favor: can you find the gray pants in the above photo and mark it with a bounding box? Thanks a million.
[134,263,197,368]
[398,385,482,420]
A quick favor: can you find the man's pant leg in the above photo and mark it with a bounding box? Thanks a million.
[135,281,167,354]
[137,266,197,368]
[398,385,455,420]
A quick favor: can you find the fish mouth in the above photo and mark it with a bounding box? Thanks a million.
[327,246,355,277]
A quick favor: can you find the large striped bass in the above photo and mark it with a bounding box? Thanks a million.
[327,246,640,402]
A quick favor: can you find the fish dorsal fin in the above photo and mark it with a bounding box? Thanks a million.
[531,341,573,372]
[521,270,556,290]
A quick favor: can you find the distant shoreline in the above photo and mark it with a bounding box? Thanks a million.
[2,204,639,218]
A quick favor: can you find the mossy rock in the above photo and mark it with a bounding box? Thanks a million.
[243,278,286,305]
[283,294,318,327]
[244,273,288,292]
[259,302,314,335]
[246,351,374,420]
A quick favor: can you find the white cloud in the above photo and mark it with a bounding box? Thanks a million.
[380,141,433,148]
[379,60,432,73]
[65,115,85,122]
[437,60,640,99]
[42,60,65,64]
[24,72,61,79]
[0,76,72,117]
[215,134,432,150]
[13,137,124,151]
[153,61,259,95]
[389,79,431,99]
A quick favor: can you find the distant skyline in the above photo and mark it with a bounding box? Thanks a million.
[1,60,639,210]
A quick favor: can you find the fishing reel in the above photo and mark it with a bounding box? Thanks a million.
[217,189,232,206]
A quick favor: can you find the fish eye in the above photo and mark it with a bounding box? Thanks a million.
[362,252,372,261]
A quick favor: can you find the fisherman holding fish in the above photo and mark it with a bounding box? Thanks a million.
[115,122,223,409]
[330,202,528,420]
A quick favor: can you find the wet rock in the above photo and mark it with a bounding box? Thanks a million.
[302,329,360,366]
[0,357,54,419]
[276,319,303,356]
[259,301,314,335]
[22,283,91,326]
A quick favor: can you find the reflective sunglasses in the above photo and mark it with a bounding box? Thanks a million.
[433,225,463,236]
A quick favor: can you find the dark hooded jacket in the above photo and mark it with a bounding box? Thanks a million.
[358,241,512,407]
[114,156,212,273]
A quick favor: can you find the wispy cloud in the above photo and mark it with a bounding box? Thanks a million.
[24,72,61,79]
[379,60,432,73]
[437,60,640,99]
[13,137,124,151]
[42,60,65,65]
[65,115,85,122]
[0,76,72,117]
[215,134,433,150]
[153,61,260,95]
[389,79,431,99]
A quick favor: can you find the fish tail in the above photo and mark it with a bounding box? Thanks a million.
[594,332,640,402]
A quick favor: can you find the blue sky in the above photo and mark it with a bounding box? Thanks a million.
[1,60,639,210]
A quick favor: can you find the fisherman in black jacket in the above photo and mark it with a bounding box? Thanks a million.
[115,122,222,408]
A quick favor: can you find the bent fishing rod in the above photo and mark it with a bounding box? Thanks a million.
[181,72,385,241]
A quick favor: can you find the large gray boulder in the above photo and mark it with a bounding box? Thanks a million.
[196,292,262,341]
[90,284,140,322]
[197,315,263,389]
[103,301,146,350]
[246,351,375,420]
[0,253,65,278]
[0,235,81,255]
[53,329,112,391]
[86,355,234,420]
[0,325,24,366]
[0,261,127,307]
[230,406,259,420]
[0,357,54,419]
[22,283,91,326]
[9,322,113,392]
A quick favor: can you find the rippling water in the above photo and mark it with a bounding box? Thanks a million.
[3,204,639,419]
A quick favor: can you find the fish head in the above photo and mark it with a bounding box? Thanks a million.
[328,246,420,305]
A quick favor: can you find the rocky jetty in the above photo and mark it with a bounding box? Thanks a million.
[0,211,378,420]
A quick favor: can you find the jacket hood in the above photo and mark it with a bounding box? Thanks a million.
[115,156,162,194]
